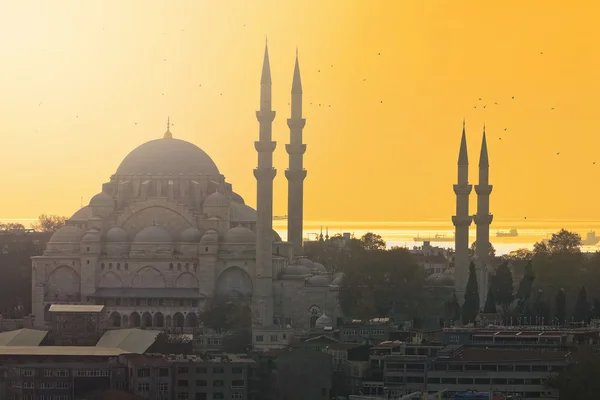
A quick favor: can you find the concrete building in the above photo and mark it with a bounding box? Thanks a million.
[30,45,342,338]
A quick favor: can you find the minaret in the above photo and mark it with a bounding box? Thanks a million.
[474,126,493,305]
[285,50,307,254]
[452,120,473,302]
[253,42,276,327]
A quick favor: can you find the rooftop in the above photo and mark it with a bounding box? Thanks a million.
[49,304,105,313]
[447,348,570,362]
[0,329,48,346]
[96,328,160,354]
[0,346,130,356]
[325,343,367,351]
[125,353,255,364]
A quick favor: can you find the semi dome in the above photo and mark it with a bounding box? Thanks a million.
[331,274,344,286]
[105,227,129,242]
[281,264,311,276]
[272,230,282,242]
[180,227,202,242]
[230,192,245,204]
[200,229,219,243]
[89,192,114,207]
[115,138,220,176]
[313,262,327,273]
[223,226,256,244]
[49,225,85,243]
[315,313,332,329]
[307,275,332,286]
[204,191,230,208]
[134,226,172,243]
[297,258,315,270]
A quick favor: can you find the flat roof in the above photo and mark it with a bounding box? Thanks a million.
[448,348,570,362]
[97,329,160,354]
[49,304,105,313]
[0,346,130,356]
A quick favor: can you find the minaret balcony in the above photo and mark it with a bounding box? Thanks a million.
[452,215,473,227]
[256,110,276,122]
[286,118,306,129]
[453,184,473,195]
[473,214,494,225]
[255,141,277,152]
[254,168,277,180]
[285,169,307,181]
[475,184,493,195]
[285,143,307,155]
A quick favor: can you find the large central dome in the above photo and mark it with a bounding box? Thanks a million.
[116,138,220,176]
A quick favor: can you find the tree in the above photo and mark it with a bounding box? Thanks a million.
[470,241,496,257]
[483,286,497,314]
[444,293,461,324]
[501,248,533,261]
[30,214,66,233]
[462,262,479,324]
[359,232,386,251]
[0,223,25,232]
[515,260,535,313]
[493,262,514,313]
[555,288,566,325]
[146,332,193,354]
[547,348,600,400]
[528,289,550,324]
[573,286,590,323]
[547,229,582,255]
[593,299,600,319]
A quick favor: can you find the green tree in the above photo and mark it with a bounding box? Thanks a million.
[501,248,533,261]
[546,348,600,400]
[30,214,67,233]
[462,262,479,324]
[444,293,461,324]
[493,262,514,313]
[483,286,497,314]
[359,232,386,251]
[527,289,550,324]
[146,332,193,354]
[515,260,535,313]
[555,288,566,325]
[573,286,590,323]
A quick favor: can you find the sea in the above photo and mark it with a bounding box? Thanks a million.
[5,217,600,256]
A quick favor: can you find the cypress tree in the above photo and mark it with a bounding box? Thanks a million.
[593,299,600,319]
[516,260,534,312]
[493,262,514,313]
[555,288,566,325]
[462,262,480,324]
[483,285,497,314]
[574,286,590,323]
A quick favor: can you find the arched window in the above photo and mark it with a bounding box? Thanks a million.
[308,305,321,329]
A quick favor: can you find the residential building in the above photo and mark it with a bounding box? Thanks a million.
[47,304,107,346]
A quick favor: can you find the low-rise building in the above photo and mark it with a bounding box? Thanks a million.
[47,304,107,346]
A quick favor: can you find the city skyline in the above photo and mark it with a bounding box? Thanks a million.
[0,0,598,222]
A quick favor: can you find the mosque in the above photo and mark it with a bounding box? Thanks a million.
[31,44,342,333]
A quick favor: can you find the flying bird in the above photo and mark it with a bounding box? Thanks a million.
[551,108,555,110]
[557,152,560,155]
[512,96,515,99]
[504,128,507,131]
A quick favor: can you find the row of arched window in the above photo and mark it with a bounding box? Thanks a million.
[108,311,198,328]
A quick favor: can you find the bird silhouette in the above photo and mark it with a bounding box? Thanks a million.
[363,79,366,81]
[474,106,477,109]
[483,105,487,109]
[594,162,596,165]
[504,128,507,131]
[512,96,515,99]
[557,152,560,155]
[380,100,383,104]
[551,108,555,110]
[479,98,483,101]
[524,217,527,219]
[378,53,381,55]
[494,102,499,105]
[499,138,502,140]
[318,70,320,72]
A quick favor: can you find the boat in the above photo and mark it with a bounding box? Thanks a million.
[582,231,600,246]
[496,228,518,237]
[413,234,454,242]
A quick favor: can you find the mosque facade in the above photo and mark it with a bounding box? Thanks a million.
[31,45,342,333]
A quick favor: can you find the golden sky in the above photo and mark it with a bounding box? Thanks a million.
[1,0,599,222]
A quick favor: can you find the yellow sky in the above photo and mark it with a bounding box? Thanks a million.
[0,0,599,222]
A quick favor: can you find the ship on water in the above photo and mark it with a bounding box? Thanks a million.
[496,228,518,237]
[413,234,454,242]
[582,231,600,246]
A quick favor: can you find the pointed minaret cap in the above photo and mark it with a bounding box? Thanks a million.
[458,119,468,166]
[164,117,173,139]
[479,125,489,167]
[261,40,272,85]
[292,48,302,94]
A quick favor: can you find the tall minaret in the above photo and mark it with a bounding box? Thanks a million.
[253,42,276,327]
[285,50,307,255]
[452,120,473,302]
[474,127,493,305]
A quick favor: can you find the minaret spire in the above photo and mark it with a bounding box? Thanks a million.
[452,121,473,303]
[474,125,493,306]
[286,50,307,254]
[253,42,277,328]
[164,116,172,139]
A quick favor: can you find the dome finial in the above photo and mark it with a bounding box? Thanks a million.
[164,117,172,139]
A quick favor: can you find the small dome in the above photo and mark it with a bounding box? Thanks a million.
[200,229,219,243]
[281,264,311,276]
[272,230,282,243]
[315,313,332,329]
[307,275,332,286]
[313,262,327,273]
[82,228,101,242]
[204,191,230,209]
[49,225,85,243]
[89,192,114,207]
[69,206,93,221]
[230,192,245,204]
[331,274,344,286]
[223,226,256,244]
[180,227,202,242]
[105,227,129,243]
[133,226,172,243]
[297,258,315,270]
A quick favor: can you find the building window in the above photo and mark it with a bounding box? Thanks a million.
[138,383,150,392]
[22,369,33,377]
[56,382,71,389]
[231,380,245,389]
[43,369,53,377]
[159,383,169,392]
[177,367,189,374]
[196,367,207,373]
[213,380,225,387]
[159,368,169,377]
[213,367,224,374]
[232,393,243,399]
[87,260,90,264]
[255,335,264,342]
[270,334,278,341]
[232,367,243,374]
[177,380,189,387]
[137,368,150,377]
[87,247,90,252]
[56,369,68,377]
[196,380,207,386]
[178,393,189,399]
[213,394,224,400]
